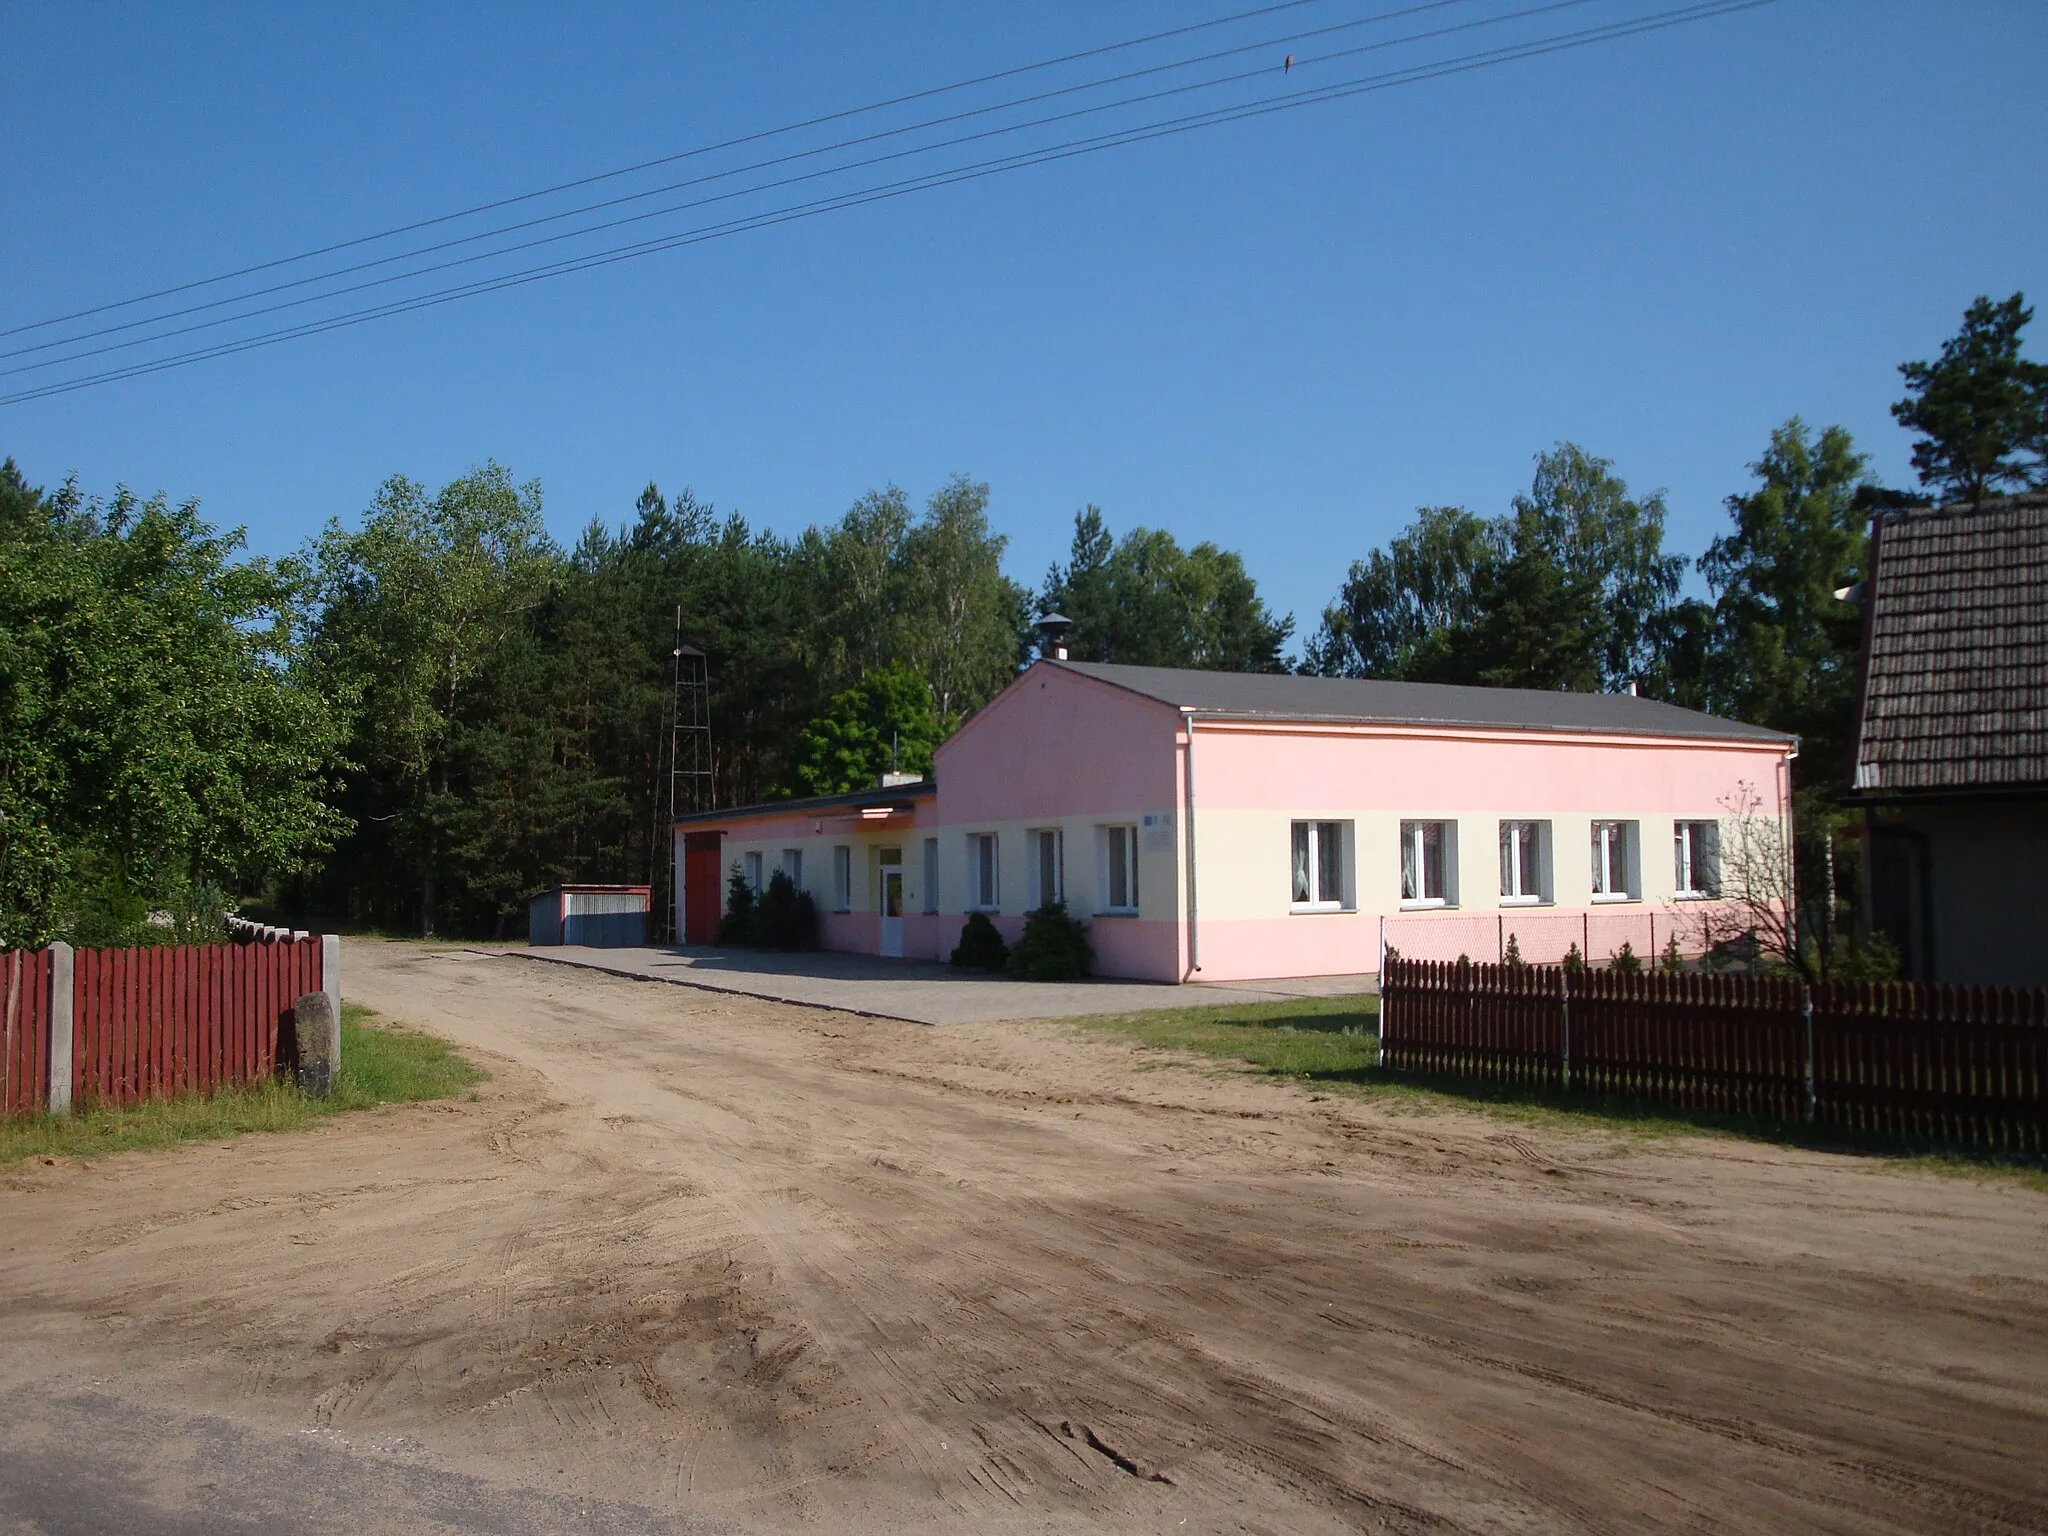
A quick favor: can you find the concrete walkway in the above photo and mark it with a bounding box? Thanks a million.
[478,945,1376,1026]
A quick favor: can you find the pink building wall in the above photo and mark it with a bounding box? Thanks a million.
[680,662,1794,987]
[1187,720,1785,816]
[936,665,1183,824]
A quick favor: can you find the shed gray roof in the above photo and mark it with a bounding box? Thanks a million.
[672,778,933,827]
[1054,661,1793,744]
[1853,492,2048,795]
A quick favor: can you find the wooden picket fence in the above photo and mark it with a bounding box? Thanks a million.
[1,948,53,1117]
[1380,958,2047,1152]
[0,935,330,1114]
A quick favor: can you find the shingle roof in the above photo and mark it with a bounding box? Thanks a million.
[673,778,933,826]
[1853,492,2048,794]
[1054,660,1792,744]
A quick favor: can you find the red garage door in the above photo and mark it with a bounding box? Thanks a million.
[683,832,723,945]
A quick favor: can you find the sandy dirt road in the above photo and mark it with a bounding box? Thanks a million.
[3,939,2046,1534]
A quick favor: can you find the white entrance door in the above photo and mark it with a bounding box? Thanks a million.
[879,870,904,957]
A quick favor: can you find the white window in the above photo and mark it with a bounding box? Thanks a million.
[1100,824,1139,914]
[1400,820,1454,907]
[832,845,852,910]
[1591,820,1640,901]
[968,833,999,911]
[780,848,802,889]
[1675,820,1720,897]
[1499,820,1549,903]
[1290,820,1348,910]
[742,851,763,892]
[922,837,939,914]
[1028,829,1064,910]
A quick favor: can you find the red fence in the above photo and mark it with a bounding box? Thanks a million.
[0,937,328,1113]
[1380,959,2047,1152]
[1,948,52,1117]
[74,940,324,1108]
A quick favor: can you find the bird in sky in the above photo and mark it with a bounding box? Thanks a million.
[1284,53,1295,72]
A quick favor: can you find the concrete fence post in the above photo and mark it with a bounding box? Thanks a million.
[47,942,73,1114]
[321,934,342,1072]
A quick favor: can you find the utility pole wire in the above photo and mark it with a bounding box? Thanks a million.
[5,0,1598,378]
[0,0,1340,339]
[0,0,1489,364]
[0,0,1776,409]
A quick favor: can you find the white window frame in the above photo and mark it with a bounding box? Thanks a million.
[1674,820,1720,899]
[967,833,1000,912]
[831,845,852,911]
[780,848,803,890]
[742,851,764,893]
[1399,819,1456,908]
[1098,824,1140,915]
[1591,819,1641,902]
[1027,828,1064,910]
[922,837,939,914]
[1290,820,1351,912]
[1498,820,1550,905]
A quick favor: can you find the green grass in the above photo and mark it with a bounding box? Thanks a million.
[0,1003,485,1166]
[1066,995,2048,1189]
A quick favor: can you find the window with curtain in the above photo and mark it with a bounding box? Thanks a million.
[1400,821,1450,905]
[1290,821,1346,908]
[1591,820,1638,900]
[832,845,851,910]
[1498,821,1546,902]
[1674,821,1720,897]
[1101,825,1138,913]
[969,833,999,911]
[1030,828,1063,909]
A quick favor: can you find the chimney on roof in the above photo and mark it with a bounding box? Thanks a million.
[1035,612,1074,662]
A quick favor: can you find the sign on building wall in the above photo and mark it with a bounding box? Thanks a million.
[1142,812,1174,852]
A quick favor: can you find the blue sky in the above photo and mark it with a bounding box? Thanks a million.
[4,1,2045,645]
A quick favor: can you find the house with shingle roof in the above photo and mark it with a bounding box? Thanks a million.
[1851,491,2048,984]
[674,654,1794,982]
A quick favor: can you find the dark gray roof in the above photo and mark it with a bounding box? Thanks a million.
[1853,492,2048,795]
[1054,660,1793,743]
[673,778,933,827]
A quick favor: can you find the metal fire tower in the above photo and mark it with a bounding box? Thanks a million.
[649,608,714,941]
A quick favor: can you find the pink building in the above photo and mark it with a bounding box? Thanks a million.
[673,661,1795,982]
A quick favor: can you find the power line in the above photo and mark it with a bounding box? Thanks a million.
[6,0,1596,378]
[0,0,1775,409]
[0,0,1339,339]
[0,0,1489,365]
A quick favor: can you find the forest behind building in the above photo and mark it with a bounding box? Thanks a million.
[1,292,2042,956]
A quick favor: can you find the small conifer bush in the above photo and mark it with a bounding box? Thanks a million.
[756,869,818,950]
[1007,902,1092,981]
[1562,941,1587,972]
[1610,940,1642,974]
[1502,932,1526,968]
[715,864,756,946]
[951,911,1009,971]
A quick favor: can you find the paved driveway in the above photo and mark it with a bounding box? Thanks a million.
[477,944,1375,1024]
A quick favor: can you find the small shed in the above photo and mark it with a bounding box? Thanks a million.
[528,885,651,948]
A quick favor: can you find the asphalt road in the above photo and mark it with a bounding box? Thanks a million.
[0,1381,734,1536]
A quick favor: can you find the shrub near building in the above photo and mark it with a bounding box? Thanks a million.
[1007,903,1092,982]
